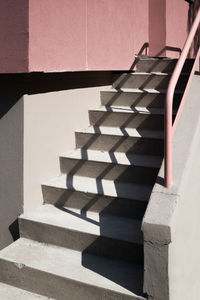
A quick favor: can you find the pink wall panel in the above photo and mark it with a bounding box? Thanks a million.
[166,0,188,58]
[0,0,28,73]
[29,0,87,72]
[149,0,166,56]
[87,0,148,70]
[0,1,193,73]
[29,0,148,72]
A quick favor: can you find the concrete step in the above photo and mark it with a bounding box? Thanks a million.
[76,126,164,141]
[75,128,164,155]
[89,108,166,130]
[42,174,153,201]
[0,282,55,300]
[19,204,143,263]
[42,186,147,219]
[136,57,194,73]
[112,72,189,90]
[60,149,163,168]
[100,88,182,108]
[0,238,147,300]
[60,154,159,186]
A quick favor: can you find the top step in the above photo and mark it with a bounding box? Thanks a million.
[136,57,194,73]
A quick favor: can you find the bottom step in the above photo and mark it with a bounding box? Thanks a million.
[0,282,54,299]
[0,238,146,300]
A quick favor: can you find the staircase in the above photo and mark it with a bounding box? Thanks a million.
[0,57,193,299]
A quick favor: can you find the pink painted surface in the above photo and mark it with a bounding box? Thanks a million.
[0,1,193,72]
[29,0,86,72]
[149,0,166,57]
[29,0,148,72]
[87,0,148,70]
[166,0,188,58]
[0,0,28,73]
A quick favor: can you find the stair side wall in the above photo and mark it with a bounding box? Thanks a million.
[0,94,24,250]
[0,71,112,249]
[142,73,200,300]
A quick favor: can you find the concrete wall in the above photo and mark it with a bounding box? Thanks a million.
[142,72,200,300]
[0,72,112,249]
[23,85,109,212]
[0,92,24,250]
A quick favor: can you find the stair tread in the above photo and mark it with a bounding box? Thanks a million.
[20,204,143,244]
[102,87,184,94]
[0,282,54,300]
[61,149,163,168]
[0,238,146,299]
[90,106,177,115]
[122,71,189,76]
[76,126,164,139]
[43,174,152,201]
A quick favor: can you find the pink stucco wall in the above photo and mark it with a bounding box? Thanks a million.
[0,0,194,73]
[29,0,148,72]
[29,0,86,71]
[149,0,189,58]
[0,0,28,73]
[87,0,148,70]
[166,0,188,58]
[149,0,166,57]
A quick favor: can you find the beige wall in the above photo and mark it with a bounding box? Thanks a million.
[0,71,111,249]
[23,86,108,212]
[142,74,200,300]
[169,134,200,300]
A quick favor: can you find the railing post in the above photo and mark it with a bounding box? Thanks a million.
[165,91,173,188]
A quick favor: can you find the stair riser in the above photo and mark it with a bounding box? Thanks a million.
[100,91,182,108]
[42,186,147,219]
[75,133,164,156]
[112,74,188,89]
[0,259,139,300]
[19,219,143,264]
[60,157,159,185]
[89,111,164,130]
[136,59,193,73]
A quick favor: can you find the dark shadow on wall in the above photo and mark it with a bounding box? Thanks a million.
[188,0,200,57]
[9,219,19,241]
[0,71,113,120]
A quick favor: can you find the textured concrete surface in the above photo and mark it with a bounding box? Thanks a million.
[0,282,54,299]
[142,73,200,300]
[0,238,146,300]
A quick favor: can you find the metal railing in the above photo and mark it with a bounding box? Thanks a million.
[165,8,200,187]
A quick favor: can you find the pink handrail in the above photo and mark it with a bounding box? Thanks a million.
[165,8,200,188]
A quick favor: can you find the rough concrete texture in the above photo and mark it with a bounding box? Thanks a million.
[142,73,200,300]
[0,238,146,300]
[0,282,54,299]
